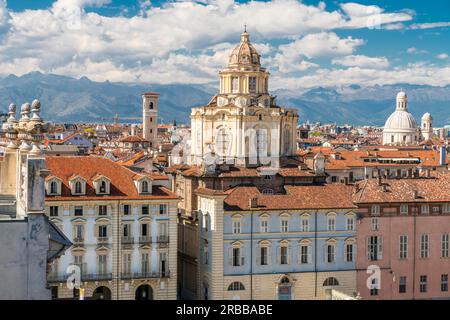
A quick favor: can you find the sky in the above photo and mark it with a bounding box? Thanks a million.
[0,0,449,90]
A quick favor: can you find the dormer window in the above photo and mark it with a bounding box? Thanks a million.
[92,175,111,195]
[75,181,82,194]
[46,177,62,196]
[69,176,87,195]
[142,180,149,193]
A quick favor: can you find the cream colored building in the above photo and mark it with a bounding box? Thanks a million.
[45,156,180,300]
[189,31,298,168]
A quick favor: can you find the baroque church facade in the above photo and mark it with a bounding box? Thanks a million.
[189,31,298,168]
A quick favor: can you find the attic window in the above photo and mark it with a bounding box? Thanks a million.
[50,181,58,195]
[75,181,83,194]
[142,180,149,193]
[99,181,107,193]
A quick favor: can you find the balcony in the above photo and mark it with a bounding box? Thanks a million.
[156,235,169,243]
[139,236,152,244]
[73,237,84,245]
[97,237,109,244]
[121,271,170,280]
[121,236,134,244]
[47,272,112,283]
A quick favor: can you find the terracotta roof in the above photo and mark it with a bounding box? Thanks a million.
[223,184,356,211]
[119,135,147,143]
[355,172,450,204]
[45,156,178,201]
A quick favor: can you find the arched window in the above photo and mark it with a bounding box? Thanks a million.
[280,277,290,284]
[75,181,82,194]
[99,180,107,193]
[149,102,154,110]
[323,277,339,286]
[142,180,149,193]
[50,181,58,194]
[228,282,245,291]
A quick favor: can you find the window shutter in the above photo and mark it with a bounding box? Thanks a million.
[288,245,292,264]
[308,245,312,264]
[228,247,233,266]
[267,246,272,265]
[344,243,348,262]
[256,247,261,265]
[277,246,281,265]
[366,237,370,260]
[297,244,301,264]
[378,237,383,260]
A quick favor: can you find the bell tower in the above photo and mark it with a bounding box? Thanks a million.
[142,92,159,148]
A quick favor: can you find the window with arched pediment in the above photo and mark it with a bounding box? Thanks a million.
[323,277,339,286]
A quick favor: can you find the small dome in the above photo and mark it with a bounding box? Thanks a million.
[384,110,417,131]
[8,103,16,113]
[397,91,407,99]
[228,31,260,67]
[422,112,432,120]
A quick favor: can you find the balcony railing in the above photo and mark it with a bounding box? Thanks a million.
[138,236,169,244]
[121,271,170,280]
[47,272,112,283]
[73,237,84,245]
[97,237,109,244]
[121,236,134,244]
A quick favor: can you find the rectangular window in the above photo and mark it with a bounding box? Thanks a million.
[300,245,311,264]
[141,253,149,274]
[74,206,83,216]
[367,236,383,261]
[98,205,107,216]
[327,216,335,231]
[443,203,450,213]
[280,246,288,265]
[421,205,430,215]
[122,253,131,275]
[74,225,84,240]
[326,244,335,263]
[232,248,241,266]
[371,205,380,215]
[233,220,241,234]
[98,254,108,275]
[123,204,130,215]
[420,234,429,259]
[98,225,108,238]
[346,216,355,231]
[399,276,407,293]
[260,247,268,266]
[49,206,59,217]
[260,219,268,233]
[159,204,167,215]
[280,219,289,233]
[301,217,309,232]
[399,235,408,260]
[371,217,379,231]
[345,244,354,262]
[141,223,148,236]
[142,205,149,215]
[231,77,239,93]
[441,274,448,292]
[442,234,449,258]
[122,224,130,237]
[400,204,408,215]
[248,76,257,93]
[419,275,427,293]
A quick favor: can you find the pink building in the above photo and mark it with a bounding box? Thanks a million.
[355,173,450,300]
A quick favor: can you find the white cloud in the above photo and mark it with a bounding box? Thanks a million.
[410,22,450,30]
[436,53,449,60]
[407,47,428,54]
[277,32,364,60]
[0,0,11,40]
[332,55,389,69]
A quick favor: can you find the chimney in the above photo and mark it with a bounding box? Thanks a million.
[413,190,419,199]
[249,197,258,209]
[377,176,382,186]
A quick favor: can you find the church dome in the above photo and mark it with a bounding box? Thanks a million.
[384,110,418,131]
[228,31,261,67]
[396,91,407,100]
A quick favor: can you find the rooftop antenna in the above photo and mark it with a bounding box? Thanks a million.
[244,23,247,32]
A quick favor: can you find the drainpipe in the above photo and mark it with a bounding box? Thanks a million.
[314,209,318,297]
[250,210,254,300]
[117,200,121,300]
[412,205,417,300]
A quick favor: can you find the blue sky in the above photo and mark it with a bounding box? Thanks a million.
[0,0,449,89]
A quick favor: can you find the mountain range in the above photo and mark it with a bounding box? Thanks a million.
[0,72,449,126]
